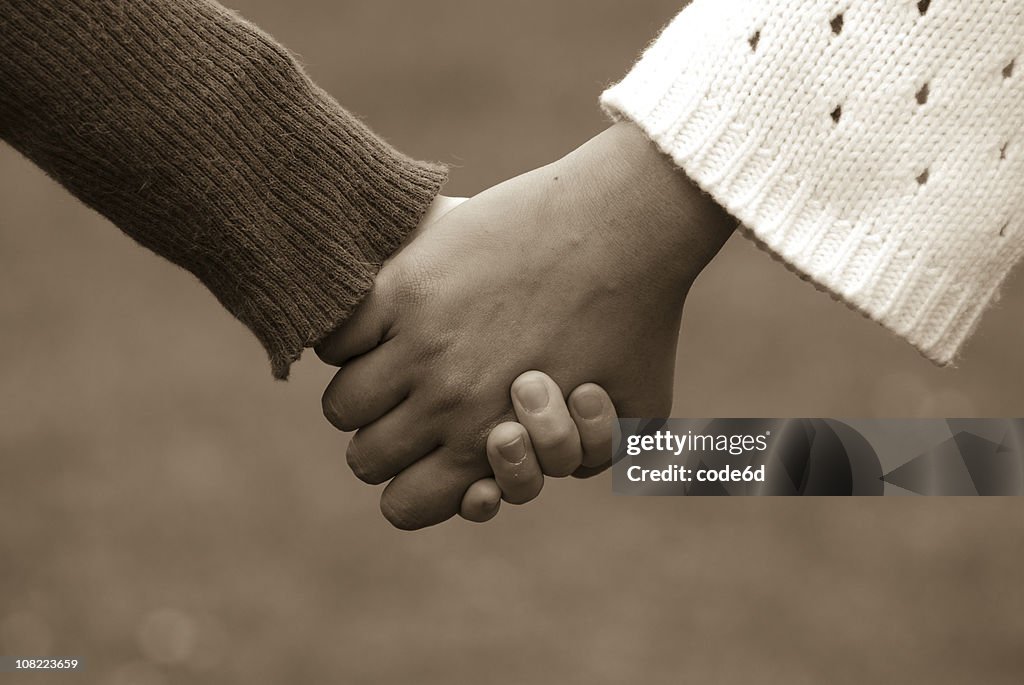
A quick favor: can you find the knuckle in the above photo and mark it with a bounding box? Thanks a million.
[313,341,338,365]
[346,440,389,485]
[430,381,472,416]
[441,364,477,392]
[379,491,425,531]
[408,334,449,368]
[454,443,487,472]
[322,391,359,432]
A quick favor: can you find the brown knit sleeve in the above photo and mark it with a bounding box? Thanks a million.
[0,0,446,378]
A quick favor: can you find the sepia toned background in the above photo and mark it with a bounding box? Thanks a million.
[2,1,1023,683]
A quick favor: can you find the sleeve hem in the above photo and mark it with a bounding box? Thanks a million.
[598,1,1021,365]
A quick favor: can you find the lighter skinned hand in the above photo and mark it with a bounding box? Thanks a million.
[458,372,619,523]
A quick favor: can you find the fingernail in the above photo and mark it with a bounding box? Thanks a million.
[499,435,526,464]
[516,377,549,412]
[573,389,605,419]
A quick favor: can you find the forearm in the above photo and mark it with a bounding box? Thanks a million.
[0,0,446,378]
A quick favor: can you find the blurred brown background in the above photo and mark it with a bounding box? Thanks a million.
[2,1,1023,683]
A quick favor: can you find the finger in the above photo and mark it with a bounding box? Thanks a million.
[568,383,617,468]
[345,400,440,485]
[459,479,502,523]
[380,447,490,531]
[321,342,411,431]
[486,422,544,505]
[510,371,582,478]
[314,286,392,366]
[571,463,612,479]
[313,196,466,368]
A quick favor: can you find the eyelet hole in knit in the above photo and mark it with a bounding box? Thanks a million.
[916,83,930,105]
[831,13,844,35]
[749,30,761,51]
[917,0,931,17]
[916,169,930,186]
[1000,222,1010,238]
[1005,60,1016,79]
[1001,142,1009,160]
[831,105,843,123]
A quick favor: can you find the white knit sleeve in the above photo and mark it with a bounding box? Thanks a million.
[601,0,1024,364]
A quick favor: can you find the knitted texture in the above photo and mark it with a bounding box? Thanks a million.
[0,0,446,378]
[602,0,1024,364]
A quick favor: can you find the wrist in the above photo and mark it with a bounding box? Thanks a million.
[554,122,736,289]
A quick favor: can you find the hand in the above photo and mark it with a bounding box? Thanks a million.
[319,122,735,529]
[458,371,619,523]
[416,194,467,229]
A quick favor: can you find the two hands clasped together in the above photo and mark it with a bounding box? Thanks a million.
[317,122,735,529]
[3,0,1014,529]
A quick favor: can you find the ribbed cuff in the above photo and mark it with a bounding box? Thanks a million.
[192,100,449,379]
[209,138,447,380]
[1,0,447,378]
[601,0,1024,364]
